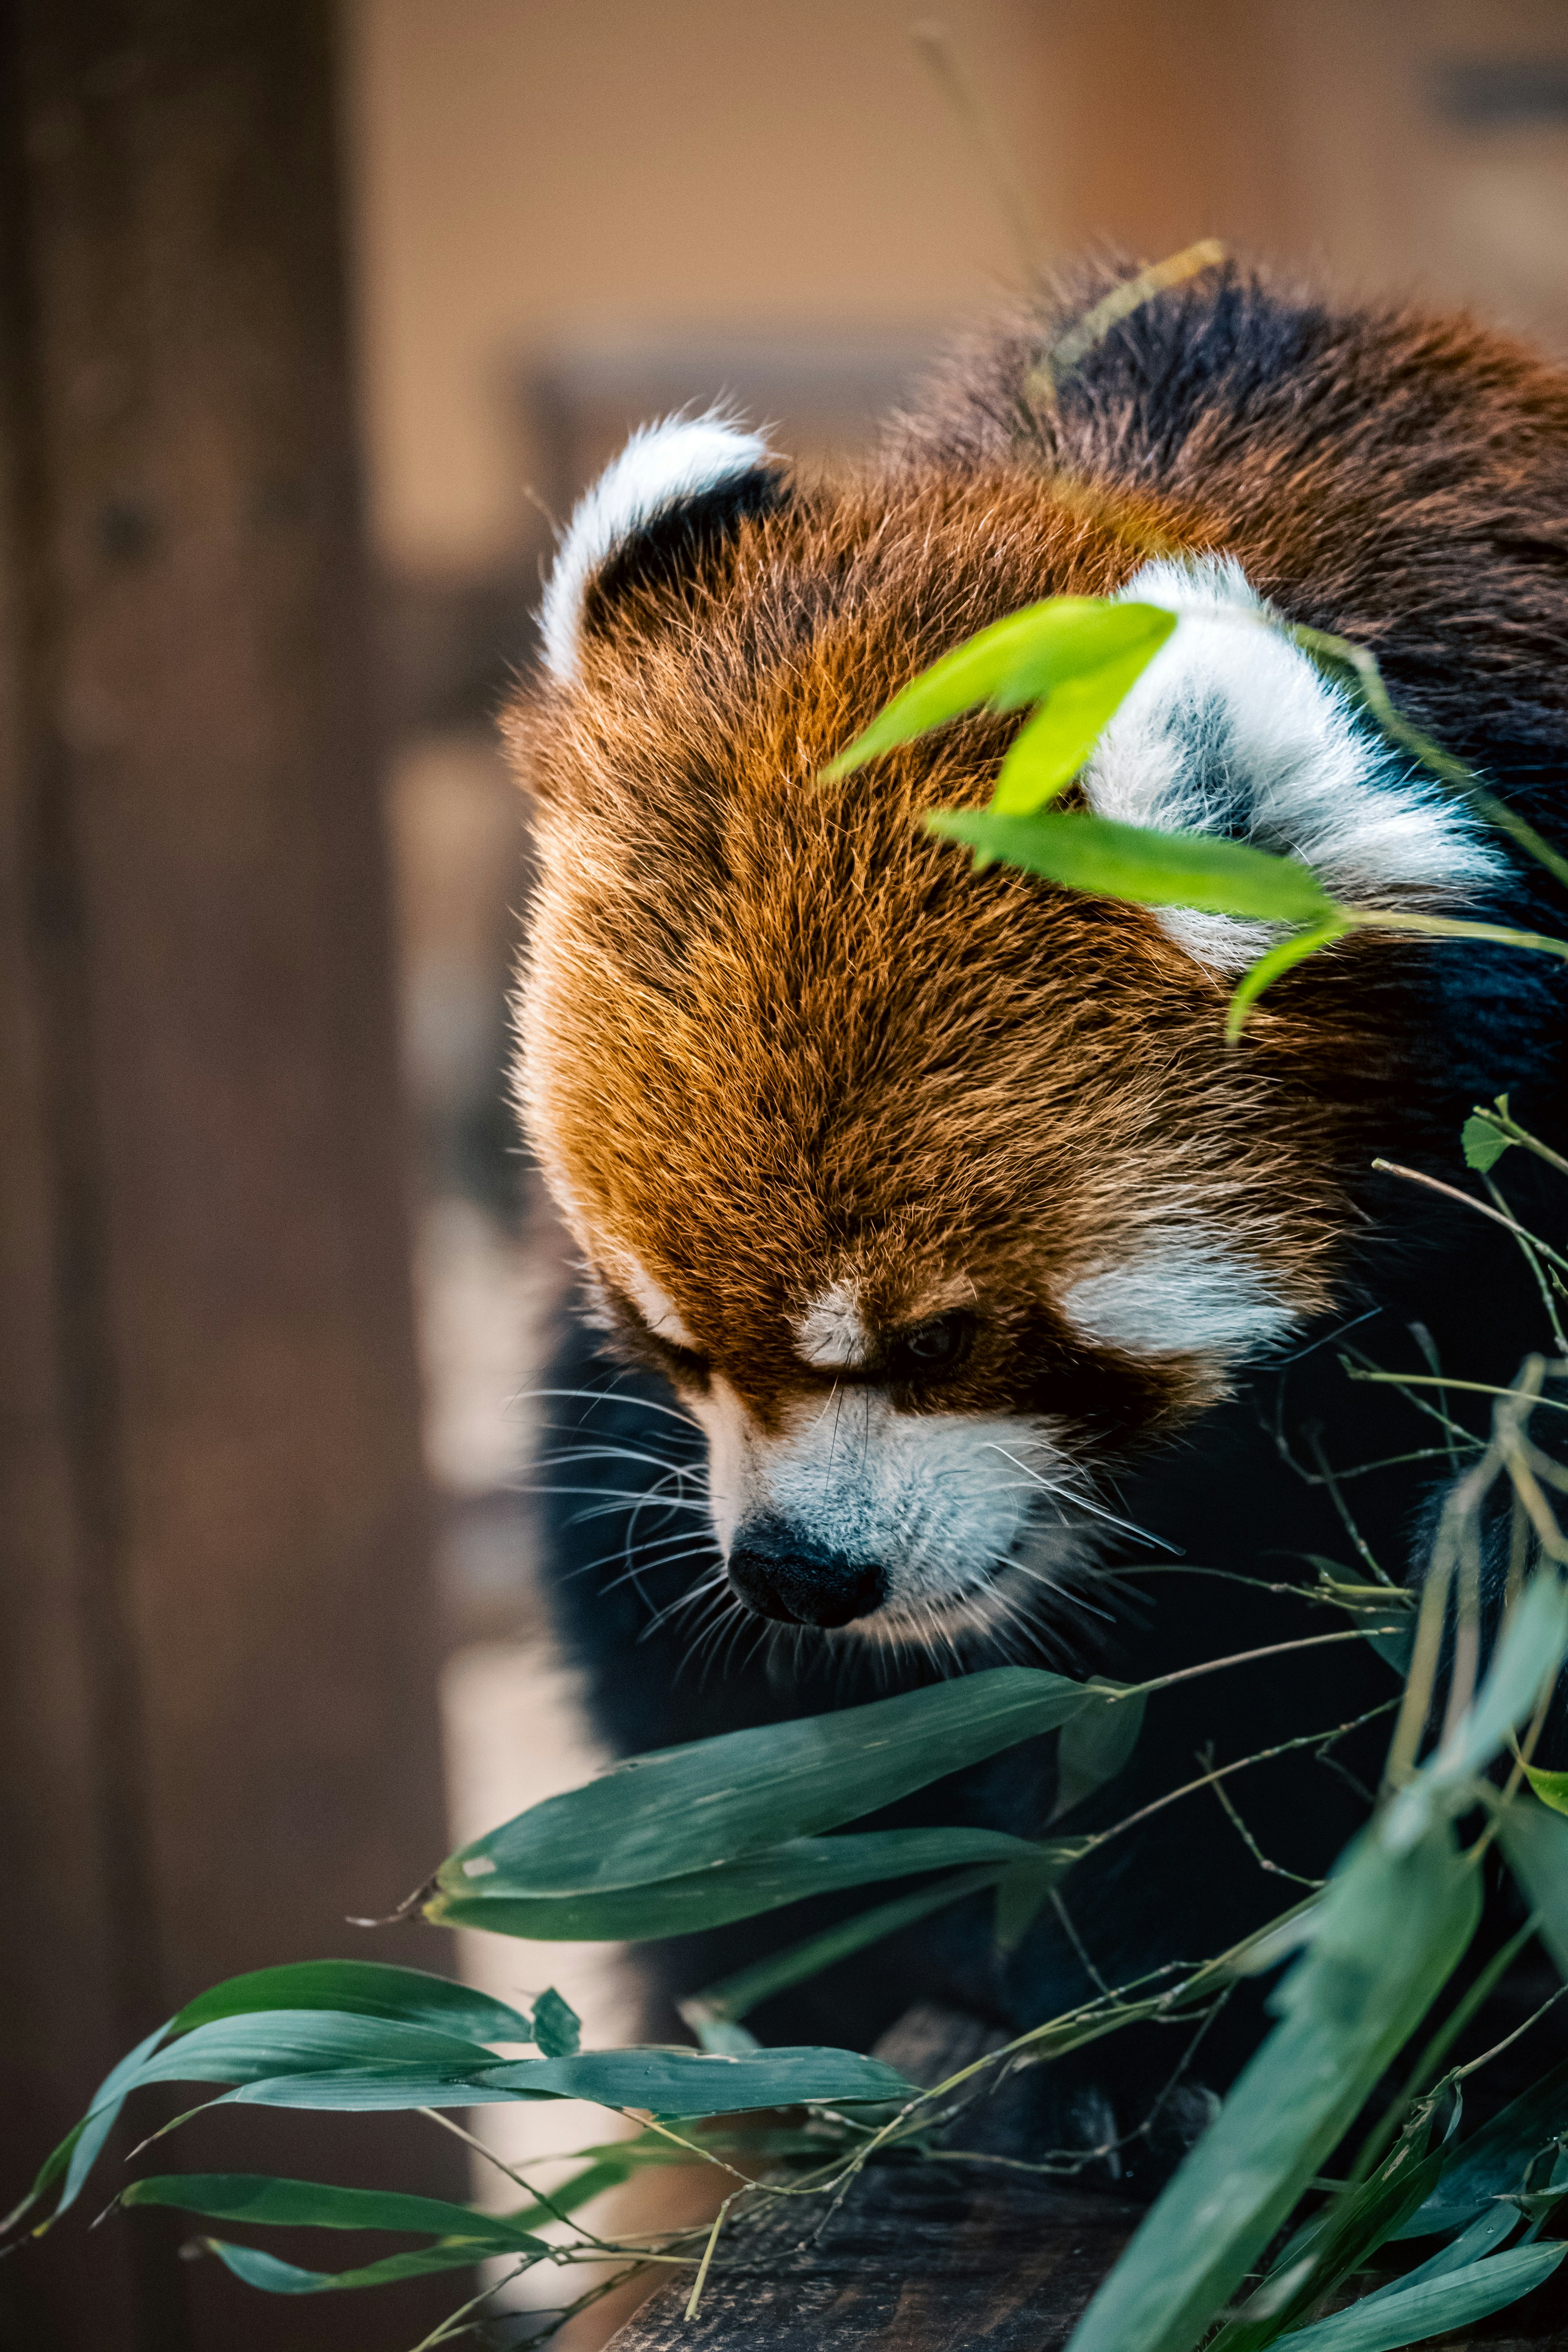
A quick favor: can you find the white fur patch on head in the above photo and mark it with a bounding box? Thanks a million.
[608,1251,699,1352]
[1061,1227,1298,1359]
[1085,556,1504,969]
[793,1281,869,1370]
[538,410,773,682]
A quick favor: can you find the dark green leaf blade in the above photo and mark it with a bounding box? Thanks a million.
[927,810,1340,924]
[121,2173,548,2252]
[170,1959,532,2045]
[1208,2133,1445,2352]
[440,1827,1061,1941]
[433,1666,1092,1906]
[476,2045,917,2116]
[1274,2243,1564,2352]
[21,2021,171,2232]
[530,1986,582,2056]
[1065,1816,1481,2352]
[1053,1688,1146,1821]
[128,2011,501,2091]
[1394,2052,1568,2238]
[1499,1793,1568,1980]
[200,2237,507,2295]
[221,2070,541,2111]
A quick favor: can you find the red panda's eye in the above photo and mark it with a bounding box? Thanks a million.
[882,1312,975,1383]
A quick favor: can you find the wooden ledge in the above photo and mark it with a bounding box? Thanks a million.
[605,2004,1140,2351]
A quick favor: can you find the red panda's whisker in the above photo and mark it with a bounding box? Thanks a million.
[983,1445,1181,1554]
[517,1386,702,1432]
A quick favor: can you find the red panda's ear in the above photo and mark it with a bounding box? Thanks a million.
[1083,554,1506,971]
[538,413,787,682]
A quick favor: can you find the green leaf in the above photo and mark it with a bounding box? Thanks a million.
[199,2238,507,2295]
[124,2011,502,2094]
[1461,1112,1513,1172]
[17,2021,170,2233]
[1274,2243,1564,2351]
[1053,1686,1147,1821]
[926,810,1340,924]
[219,2070,545,2111]
[1384,1573,1568,1848]
[1398,2047,1568,2240]
[433,1666,1094,1908]
[990,644,1170,814]
[1208,2132,1445,2352]
[1365,2203,1518,2294]
[18,1962,536,2231]
[474,2045,918,2117]
[439,1827,1060,1942]
[1226,921,1352,1042]
[1498,1793,1568,1981]
[530,1985,581,2056]
[121,2172,548,2252]
[169,1959,534,2046]
[1521,1759,1568,1817]
[820,601,1175,778]
[1065,1814,1481,2352]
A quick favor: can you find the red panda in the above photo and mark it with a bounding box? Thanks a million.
[504,260,1568,2180]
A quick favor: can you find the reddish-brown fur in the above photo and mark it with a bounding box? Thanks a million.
[504,261,1568,1473]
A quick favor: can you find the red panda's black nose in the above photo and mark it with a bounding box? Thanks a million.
[727,1520,886,1628]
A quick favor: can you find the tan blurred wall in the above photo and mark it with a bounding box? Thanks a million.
[344,0,1568,579]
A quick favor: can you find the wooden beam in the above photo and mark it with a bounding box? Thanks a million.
[0,4,463,2344]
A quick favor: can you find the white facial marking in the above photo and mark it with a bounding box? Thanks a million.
[538,410,773,682]
[1086,556,1503,970]
[692,1377,1089,1619]
[612,1253,699,1351]
[1062,1229,1298,1358]
[793,1281,870,1370]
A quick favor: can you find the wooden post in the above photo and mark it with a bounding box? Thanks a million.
[0,3,462,2345]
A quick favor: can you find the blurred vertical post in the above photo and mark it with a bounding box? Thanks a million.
[0,3,460,2347]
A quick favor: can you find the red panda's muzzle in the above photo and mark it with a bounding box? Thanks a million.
[726,1515,887,1627]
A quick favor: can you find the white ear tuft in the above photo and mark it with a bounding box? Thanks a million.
[1084,556,1505,969]
[538,410,773,682]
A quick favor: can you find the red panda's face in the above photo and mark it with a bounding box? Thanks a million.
[506,420,1500,1644]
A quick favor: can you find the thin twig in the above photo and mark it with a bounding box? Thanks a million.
[1371,1160,1568,1278]
[909,22,1045,282]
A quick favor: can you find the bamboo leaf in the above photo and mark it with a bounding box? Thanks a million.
[1274,2243,1564,2351]
[168,1959,534,2046]
[433,1666,1093,1906]
[1498,1794,1568,1980]
[1064,1815,1481,2352]
[439,1827,1061,1942]
[820,601,1174,778]
[473,2045,918,2117]
[530,1985,582,2056]
[198,2238,510,2294]
[1208,2132,1445,2352]
[1520,1759,1568,1817]
[990,645,1169,814]
[1226,921,1352,1042]
[122,2172,549,2252]
[927,810,1340,924]
[1462,1112,1514,1173]
[1053,1686,1147,1821]
[124,2011,503,2093]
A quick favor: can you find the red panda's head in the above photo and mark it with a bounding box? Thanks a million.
[504,416,1501,1646]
